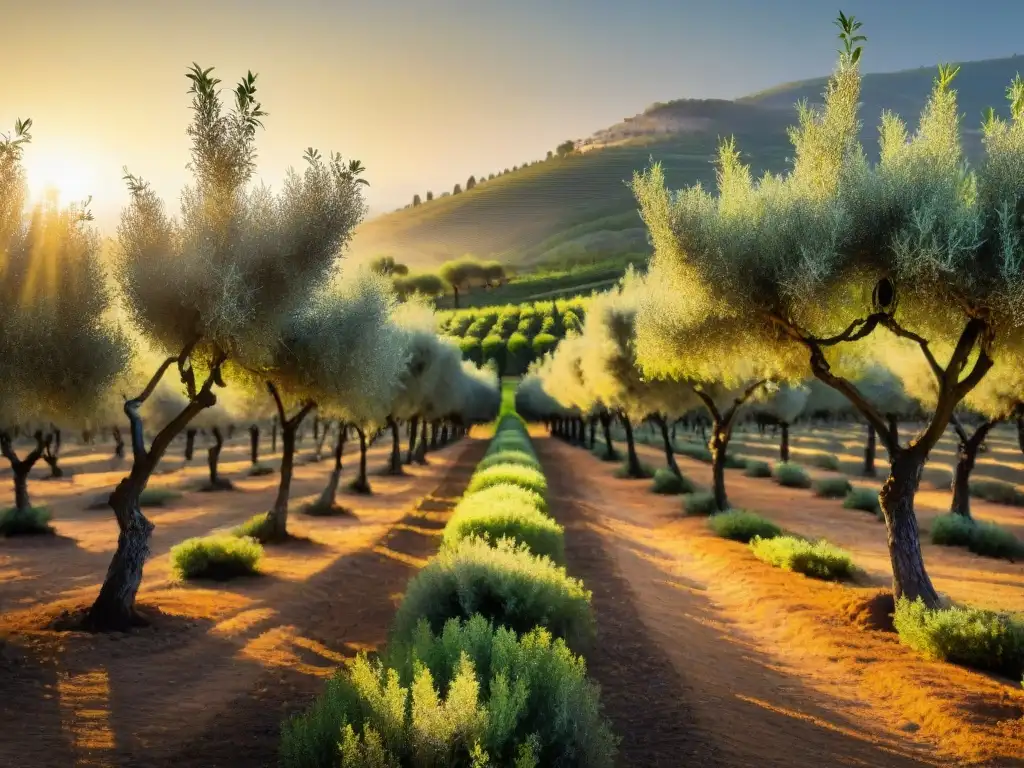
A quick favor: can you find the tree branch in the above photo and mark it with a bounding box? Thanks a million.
[722,379,768,426]
[0,431,18,467]
[949,415,970,445]
[879,316,943,384]
[690,386,722,423]
[288,400,317,430]
[146,350,227,467]
[177,336,201,400]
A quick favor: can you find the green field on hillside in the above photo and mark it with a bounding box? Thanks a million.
[351,54,1024,274]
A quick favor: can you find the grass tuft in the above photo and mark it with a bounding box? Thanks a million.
[749,535,856,580]
[232,513,273,542]
[683,491,719,516]
[772,462,812,489]
[708,510,782,543]
[650,468,696,495]
[969,480,1024,507]
[0,506,53,536]
[807,452,841,471]
[843,487,881,516]
[893,597,1024,679]
[744,460,773,478]
[930,514,1024,560]
[170,534,263,580]
[813,477,853,499]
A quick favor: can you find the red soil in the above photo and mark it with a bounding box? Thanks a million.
[538,433,1024,767]
[0,434,485,767]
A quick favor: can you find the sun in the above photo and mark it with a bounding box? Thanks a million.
[21,146,102,206]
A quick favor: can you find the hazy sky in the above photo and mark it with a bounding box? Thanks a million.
[5,0,1024,231]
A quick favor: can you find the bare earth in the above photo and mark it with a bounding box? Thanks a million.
[0,434,485,768]
[536,432,1024,767]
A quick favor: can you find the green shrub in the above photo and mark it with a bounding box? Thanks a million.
[591,444,619,462]
[807,452,841,471]
[683,491,719,516]
[724,454,748,470]
[708,511,782,543]
[476,450,539,473]
[248,463,275,477]
[675,442,712,463]
[773,462,812,489]
[531,332,558,357]
[459,483,548,517]
[0,506,53,536]
[232,513,273,541]
[893,597,1024,679]
[969,480,1024,507]
[444,493,564,563]
[744,460,773,478]
[651,468,696,495]
[813,477,853,499]
[170,534,263,580]
[390,537,593,651]
[467,464,547,498]
[279,615,616,768]
[749,535,855,580]
[613,460,655,479]
[139,488,182,507]
[843,487,881,515]
[930,514,1024,560]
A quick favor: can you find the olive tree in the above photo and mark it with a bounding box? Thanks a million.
[0,120,131,528]
[538,333,596,447]
[89,64,367,629]
[891,337,1023,518]
[439,256,485,308]
[300,270,408,514]
[632,13,1024,606]
[753,383,810,463]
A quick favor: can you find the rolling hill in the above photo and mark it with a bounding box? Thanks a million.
[348,54,1024,272]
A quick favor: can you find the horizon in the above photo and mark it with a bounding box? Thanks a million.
[6,0,1024,233]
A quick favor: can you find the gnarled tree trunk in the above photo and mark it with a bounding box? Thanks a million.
[263,385,316,542]
[385,417,404,475]
[950,418,998,519]
[308,428,348,513]
[429,420,439,450]
[313,418,330,461]
[1,430,45,514]
[779,422,790,463]
[414,419,429,465]
[249,425,260,465]
[112,426,125,460]
[879,450,939,606]
[655,415,681,477]
[588,417,596,449]
[406,415,419,465]
[598,412,616,460]
[271,416,278,454]
[184,428,197,461]
[620,414,644,478]
[864,423,877,477]
[89,349,226,630]
[709,427,731,511]
[205,426,233,491]
[350,426,371,494]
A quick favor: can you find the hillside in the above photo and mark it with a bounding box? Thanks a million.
[349,54,1024,272]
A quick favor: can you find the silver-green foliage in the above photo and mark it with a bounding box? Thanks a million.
[893,597,1024,678]
[444,488,565,564]
[279,615,616,768]
[749,535,856,580]
[466,464,548,498]
[390,537,594,652]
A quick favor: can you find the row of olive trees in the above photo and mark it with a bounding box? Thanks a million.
[521,12,1024,611]
[370,254,507,308]
[629,12,1024,608]
[1,64,498,631]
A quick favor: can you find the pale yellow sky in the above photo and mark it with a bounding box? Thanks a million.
[6,0,1023,233]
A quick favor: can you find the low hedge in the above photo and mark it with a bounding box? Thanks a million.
[466,463,548,497]
[749,535,855,580]
[930,514,1024,560]
[444,491,564,563]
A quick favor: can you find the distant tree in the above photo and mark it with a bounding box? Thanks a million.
[488,173,495,180]
[481,260,506,288]
[546,150,554,160]
[441,191,450,198]
[369,255,409,277]
[453,183,462,195]
[503,168,509,174]
[394,272,447,301]
[439,256,486,308]
[425,190,433,201]
[466,175,476,190]
[512,165,518,172]
[556,139,575,157]
[412,194,421,206]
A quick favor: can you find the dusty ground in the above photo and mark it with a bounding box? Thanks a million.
[539,432,1024,766]
[0,431,484,767]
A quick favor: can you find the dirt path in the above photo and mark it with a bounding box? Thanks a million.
[1,437,486,768]
[537,436,944,768]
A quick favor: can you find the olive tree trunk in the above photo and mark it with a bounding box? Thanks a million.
[620,414,644,478]
[184,428,197,461]
[406,415,420,465]
[413,419,429,465]
[249,424,260,465]
[693,380,766,512]
[313,418,330,461]
[598,412,617,460]
[655,416,681,477]
[205,426,233,490]
[308,428,348,513]
[950,418,998,519]
[112,426,125,460]
[271,416,278,454]
[349,426,371,494]
[1,431,46,514]
[588,418,596,450]
[262,383,316,542]
[429,420,439,450]
[879,451,939,607]
[863,423,877,477]
[779,422,790,463]
[385,416,404,475]
[88,350,226,631]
